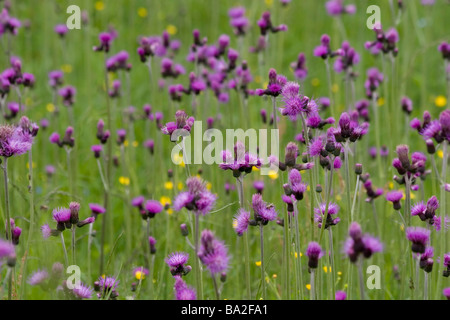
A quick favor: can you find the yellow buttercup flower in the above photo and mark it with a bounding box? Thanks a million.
[164,181,174,190]
[135,271,145,280]
[160,196,171,206]
[377,97,385,106]
[311,78,320,87]
[435,95,447,108]
[61,64,72,73]
[265,0,273,7]
[138,7,148,18]
[46,103,55,113]
[437,150,444,159]
[166,24,177,35]
[95,1,104,11]
[268,170,279,180]
[323,266,331,273]
[306,284,311,290]
[26,162,36,169]
[389,182,394,189]
[206,182,212,190]
[272,274,277,279]
[252,166,260,172]
[124,140,129,147]
[255,261,262,267]
[172,153,185,167]
[119,176,130,186]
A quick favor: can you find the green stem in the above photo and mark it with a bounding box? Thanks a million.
[194,213,203,300]
[60,232,69,267]
[357,258,365,300]
[260,223,266,300]
[236,176,251,299]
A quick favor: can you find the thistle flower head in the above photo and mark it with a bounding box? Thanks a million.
[406,227,430,253]
[306,241,324,269]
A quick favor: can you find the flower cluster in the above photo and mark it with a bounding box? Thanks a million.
[41,202,95,239]
[198,229,229,274]
[219,141,262,178]
[365,24,399,57]
[173,176,217,215]
[344,222,382,263]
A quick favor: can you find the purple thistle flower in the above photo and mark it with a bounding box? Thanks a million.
[335,290,347,300]
[91,144,102,158]
[0,238,15,266]
[73,283,94,299]
[166,252,191,276]
[361,235,383,258]
[306,241,324,269]
[54,24,68,37]
[52,207,71,228]
[252,193,278,225]
[93,31,114,53]
[161,110,195,140]
[97,276,119,299]
[174,276,197,300]
[433,215,449,232]
[0,124,33,157]
[406,227,430,253]
[291,52,308,80]
[198,229,229,274]
[443,288,450,300]
[419,247,434,273]
[309,137,324,157]
[234,209,250,236]
[386,191,403,210]
[48,70,64,88]
[144,200,163,218]
[58,86,76,107]
[89,203,106,219]
[314,202,340,229]
[28,269,49,286]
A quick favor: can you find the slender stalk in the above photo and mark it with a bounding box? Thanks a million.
[236,176,251,299]
[20,150,35,299]
[260,223,266,300]
[211,272,220,300]
[324,58,335,119]
[436,141,448,299]
[194,213,203,300]
[351,174,360,221]
[415,257,420,300]
[371,94,383,181]
[181,137,191,178]
[146,219,154,299]
[71,225,76,265]
[271,96,277,130]
[357,257,365,300]
[96,158,108,192]
[2,158,11,242]
[424,272,428,300]
[344,144,353,223]
[293,201,304,300]
[87,223,93,282]
[310,270,315,300]
[100,52,113,275]
[60,232,69,266]
[328,227,336,299]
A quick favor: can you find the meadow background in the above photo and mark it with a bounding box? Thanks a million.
[0,0,449,300]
